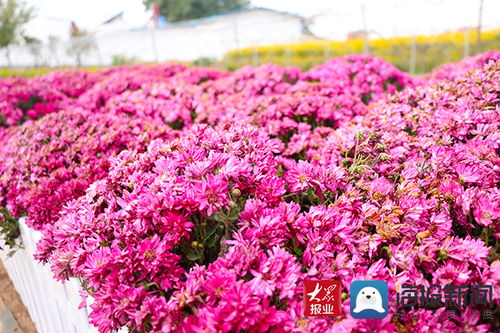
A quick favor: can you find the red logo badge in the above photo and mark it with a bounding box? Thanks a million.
[303,280,342,317]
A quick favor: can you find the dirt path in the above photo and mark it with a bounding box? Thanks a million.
[0,260,37,333]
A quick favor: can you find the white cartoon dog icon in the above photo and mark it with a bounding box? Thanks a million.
[353,286,385,313]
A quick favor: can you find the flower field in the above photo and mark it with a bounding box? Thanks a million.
[0,51,499,332]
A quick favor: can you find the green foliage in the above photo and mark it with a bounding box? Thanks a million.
[0,207,21,254]
[143,0,249,23]
[193,56,216,67]
[175,193,245,270]
[111,54,142,66]
[0,0,33,49]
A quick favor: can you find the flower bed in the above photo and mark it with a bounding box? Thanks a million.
[0,53,499,333]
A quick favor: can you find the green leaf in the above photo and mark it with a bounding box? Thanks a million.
[211,211,226,223]
[277,166,283,177]
[204,222,220,240]
[186,251,202,262]
[206,234,219,248]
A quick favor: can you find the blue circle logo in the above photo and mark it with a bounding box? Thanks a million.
[350,280,388,319]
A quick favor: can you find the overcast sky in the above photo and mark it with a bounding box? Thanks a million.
[25,0,500,41]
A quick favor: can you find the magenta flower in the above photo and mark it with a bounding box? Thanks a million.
[194,174,230,216]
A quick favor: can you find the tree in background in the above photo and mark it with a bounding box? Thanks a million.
[143,0,249,23]
[66,22,95,67]
[24,35,43,67]
[48,35,60,66]
[0,0,33,65]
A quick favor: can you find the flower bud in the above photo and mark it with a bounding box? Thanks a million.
[231,188,241,197]
[438,248,448,260]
